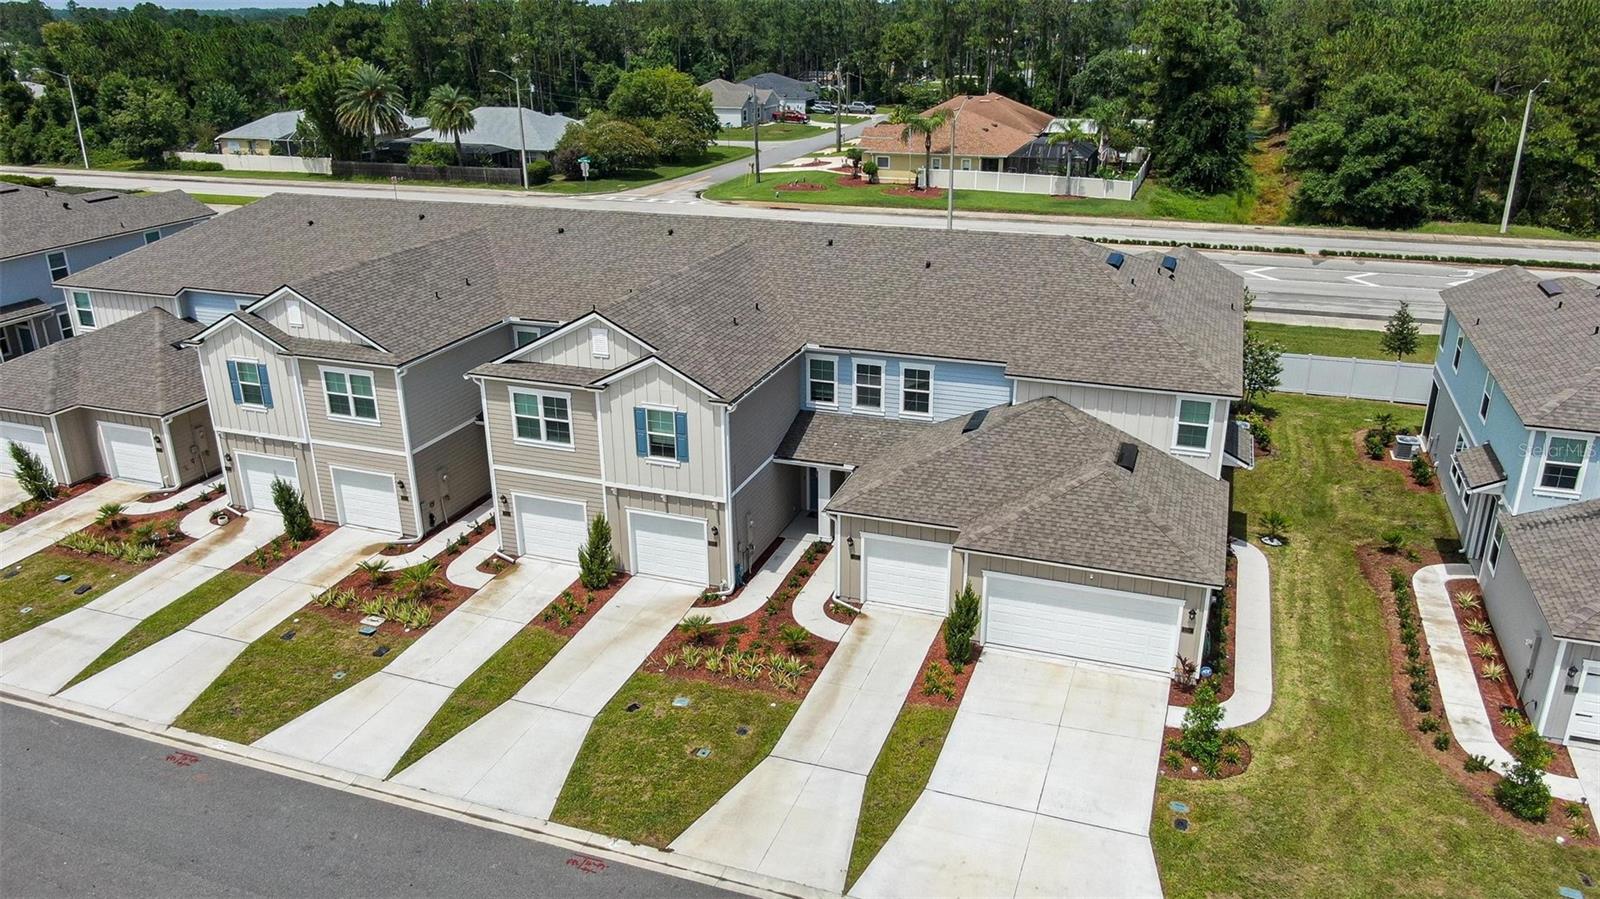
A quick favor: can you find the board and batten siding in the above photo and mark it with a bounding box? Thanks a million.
[180,290,256,327]
[609,487,728,588]
[413,422,491,532]
[312,442,416,537]
[0,409,66,482]
[493,468,605,560]
[729,355,801,486]
[255,293,363,344]
[58,408,171,487]
[523,320,648,370]
[299,360,406,454]
[197,324,306,440]
[70,289,178,331]
[835,516,962,608]
[218,432,322,519]
[730,460,802,581]
[1012,378,1228,477]
[168,404,221,487]
[481,379,602,480]
[403,325,513,446]
[802,351,1010,422]
[599,363,725,498]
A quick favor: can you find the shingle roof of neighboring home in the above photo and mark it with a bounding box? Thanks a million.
[738,73,819,102]
[1444,268,1600,432]
[827,398,1230,586]
[468,360,604,388]
[859,93,1054,158]
[1455,443,1506,489]
[1502,498,1600,643]
[0,307,204,416]
[216,110,304,141]
[702,78,759,109]
[776,411,933,468]
[417,106,574,154]
[0,299,54,328]
[62,194,1243,394]
[0,184,212,262]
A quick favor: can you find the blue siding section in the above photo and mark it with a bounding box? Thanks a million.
[182,290,253,326]
[799,351,1010,422]
[1,221,202,307]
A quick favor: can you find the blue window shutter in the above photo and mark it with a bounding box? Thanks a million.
[257,364,273,408]
[633,407,647,457]
[674,411,689,462]
[226,360,243,405]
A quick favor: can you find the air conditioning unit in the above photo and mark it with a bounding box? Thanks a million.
[1392,434,1422,461]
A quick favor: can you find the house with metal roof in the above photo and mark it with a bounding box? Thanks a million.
[413,106,575,165]
[216,109,428,157]
[1422,267,1600,742]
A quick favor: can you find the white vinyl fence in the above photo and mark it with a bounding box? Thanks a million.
[174,152,332,175]
[1276,353,1433,404]
[927,156,1149,200]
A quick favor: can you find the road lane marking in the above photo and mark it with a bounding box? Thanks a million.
[1344,272,1379,286]
[1446,269,1479,287]
[1243,267,1279,281]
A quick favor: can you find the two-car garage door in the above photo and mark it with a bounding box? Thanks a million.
[983,572,1183,673]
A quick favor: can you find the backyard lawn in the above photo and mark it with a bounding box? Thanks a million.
[65,570,259,689]
[1151,394,1600,897]
[717,122,827,141]
[530,145,753,194]
[0,549,138,642]
[1249,321,1438,364]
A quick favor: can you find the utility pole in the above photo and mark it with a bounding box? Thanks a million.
[39,68,88,168]
[490,68,530,190]
[946,95,971,232]
[1500,79,1549,235]
[751,85,762,185]
[833,64,844,153]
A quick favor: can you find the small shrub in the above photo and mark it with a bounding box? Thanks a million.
[1163,750,1183,771]
[1465,617,1492,636]
[678,613,715,644]
[1411,692,1432,713]
[944,584,981,665]
[577,514,617,589]
[407,141,457,166]
[527,158,553,185]
[1495,726,1554,822]
[96,502,128,528]
[1572,820,1592,840]
[357,559,391,584]
[1380,528,1407,553]
[1410,454,1434,486]
[862,159,879,183]
[1259,510,1289,543]
[778,623,810,653]
[1500,708,1527,729]
[1433,732,1450,751]
[270,478,316,541]
[1417,716,1439,733]
[1565,802,1586,820]
[1481,661,1507,682]
[1472,642,1498,661]
[1221,745,1242,767]
[1454,590,1481,610]
[9,442,57,503]
[359,597,386,617]
[921,661,956,700]
[1464,754,1493,773]
[1180,683,1225,776]
[1363,429,1387,459]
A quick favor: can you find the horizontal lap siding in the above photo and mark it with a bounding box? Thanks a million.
[730,461,802,582]
[312,443,416,537]
[403,326,512,447]
[1013,378,1224,477]
[729,355,801,485]
[482,380,601,480]
[802,351,1009,422]
[413,422,490,532]
[609,488,728,588]
[1,409,66,483]
[493,468,604,560]
[301,360,406,453]
[220,433,320,519]
[835,516,961,607]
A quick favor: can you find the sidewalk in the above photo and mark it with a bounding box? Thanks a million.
[1167,539,1273,728]
[0,481,150,569]
[701,519,815,625]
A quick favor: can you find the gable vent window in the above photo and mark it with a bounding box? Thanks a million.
[286,299,304,328]
[590,327,610,359]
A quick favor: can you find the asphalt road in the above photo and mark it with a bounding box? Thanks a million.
[0,702,741,899]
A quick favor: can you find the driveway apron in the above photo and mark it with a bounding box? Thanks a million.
[670,608,940,892]
[0,513,282,695]
[57,527,385,725]
[391,576,699,819]
[0,476,27,511]
[0,481,149,569]
[252,560,578,777]
[851,652,1168,899]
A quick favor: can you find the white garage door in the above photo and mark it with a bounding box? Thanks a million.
[99,422,164,486]
[983,571,1184,672]
[332,467,402,533]
[515,494,588,562]
[238,453,298,512]
[1,422,51,477]
[862,534,952,614]
[630,510,709,585]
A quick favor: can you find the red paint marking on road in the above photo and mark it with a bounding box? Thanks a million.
[165,751,201,767]
[565,854,607,874]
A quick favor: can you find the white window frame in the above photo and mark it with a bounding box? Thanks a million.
[71,290,95,329]
[319,366,380,424]
[930,156,942,170]
[1171,396,1216,455]
[47,251,69,281]
[143,229,161,245]
[900,363,934,419]
[1454,428,1468,454]
[1479,373,1495,421]
[56,311,73,339]
[285,299,304,328]
[1486,523,1504,575]
[875,155,891,170]
[1534,432,1591,497]
[230,356,268,408]
[0,331,9,358]
[807,354,838,408]
[513,325,542,348]
[1450,459,1468,496]
[590,326,610,359]
[643,404,679,462]
[510,388,574,450]
[1452,334,1464,371]
[853,359,885,414]
[960,157,973,171]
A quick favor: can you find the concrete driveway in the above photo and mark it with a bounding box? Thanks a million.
[852,652,1168,899]
[670,608,940,891]
[391,576,700,818]
[252,559,578,777]
[0,476,26,511]
[0,480,149,569]
[0,513,282,695]
[58,527,384,725]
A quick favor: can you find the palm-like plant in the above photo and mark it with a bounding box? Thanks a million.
[1047,121,1092,178]
[887,106,949,184]
[423,84,476,164]
[336,62,407,159]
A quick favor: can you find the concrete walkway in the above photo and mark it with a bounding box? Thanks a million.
[793,551,847,642]
[392,576,699,817]
[0,480,149,569]
[364,502,492,569]
[0,475,27,511]
[178,497,230,540]
[853,653,1168,899]
[253,559,577,778]
[444,538,496,590]
[1167,539,1273,728]
[0,512,283,695]
[671,607,939,891]
[124,479,219,515]
[57,527,385,725]
[1414,564,1584,801]
[700,518,814,625]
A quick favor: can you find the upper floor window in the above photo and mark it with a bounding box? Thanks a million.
[1455,429,1469,454]
[56,311,73,339]
[72,291,95,329]
[226,359,272,408]
[512,390,571,446]
[1486,523,1504,573]
[855,361,884,412]
[513,326,542,347]
[901,365,933,417]
[641,407,683,461]
[1172,397,1215,453]
[1452,334,1464,370]
[143,229,161,245]
[322,368,378,421]
[47,251,69,281]
[1479,373,1495,420]
[808,356,837,406]
[1538,435,1590,494]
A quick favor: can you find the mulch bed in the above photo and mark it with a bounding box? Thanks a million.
[1159,727,1254,780]
[695,537,784,607]
[828,165,857,174]
[68,508,196,559]
[835,175,877,189]
[306,542,481,639]
[2,476,108,526]
[376,502,493,555]
[904,625,979,708]
[825,595,858,628]
[1355,429,1437,494]
[885,186,944,199]
[1170,553,1238,708]
[534,573,632,639]
[1358,542,1595,841]
[229,522,334,576]
[774,181,826,192]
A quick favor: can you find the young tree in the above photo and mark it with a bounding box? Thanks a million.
[270,477,315,542]
[578,513,616,589]
[887,106,949,184]
[287,52,364,161]
[1134,0,1255,193]
[101,75,187,167]
[1495,725,1554,821]
[943,584,981,666]
[336,61,406,160]
[423,84,475,164]
[606,66,719,142]
[1047,120,1092,177]
[1243,329,1285,411]
[7,442,56,503]
[1180,682,1226,775]
[1380,301,1421,360]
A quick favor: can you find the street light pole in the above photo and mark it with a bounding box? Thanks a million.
[39,68,88,169]
[1500,79,1549,234]
[750,85,761,185]
[946,95,971,232]
[490,68,529,190]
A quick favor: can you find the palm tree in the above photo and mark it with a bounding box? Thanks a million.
[423,84,476,164]
[1047,121,1092,179]
[336,62,407,160]
[887,105,950,185]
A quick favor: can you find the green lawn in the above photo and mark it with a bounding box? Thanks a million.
[717,122,828,141]
[64,571,258,690]
[1151,394,1600,897]
[847,703,957,888]
[1415,221,1589,242]
[552,672,799,847]
[529,145,754,195]
[188,192,261,206]
[1,550,138,642]
[390,625,568,777]
[811,113,871,126]
[1250,321,1438,364]
[174,609,420,744]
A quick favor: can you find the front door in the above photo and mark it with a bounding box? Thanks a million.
[1569,663,1600,743]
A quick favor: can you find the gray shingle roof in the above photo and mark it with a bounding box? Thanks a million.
[827,398,1230,586]
[0,307,205,416]
[417,106,574,154]
[0,184,212,262]
[701,79,759,109]
[468,360,604,388]
[1455,443,1506,489]
[1445,268,1600,432]
[216,110,303,141]
[776,411,932,468]
[738,73,819,103]
[1503,498,1600,643]
[0,299,53,328]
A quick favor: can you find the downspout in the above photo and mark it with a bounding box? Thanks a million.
[159,413,178,488]
[393,367,425,540]
[1537,637,1567,738]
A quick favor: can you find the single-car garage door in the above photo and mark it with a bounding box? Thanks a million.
[515,494,587,561]
[630,510,709,585]
[99,422,164,486]
[982,571,1184,672]
[332,467,402,533]
[238,453,298,513]
[1,422,51,477]
[862,534,951,614]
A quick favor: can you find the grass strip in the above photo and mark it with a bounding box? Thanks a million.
[1249,321,1437,364]
[846,703,958,888]
[64,570,259,689]
[1,550,136,642]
